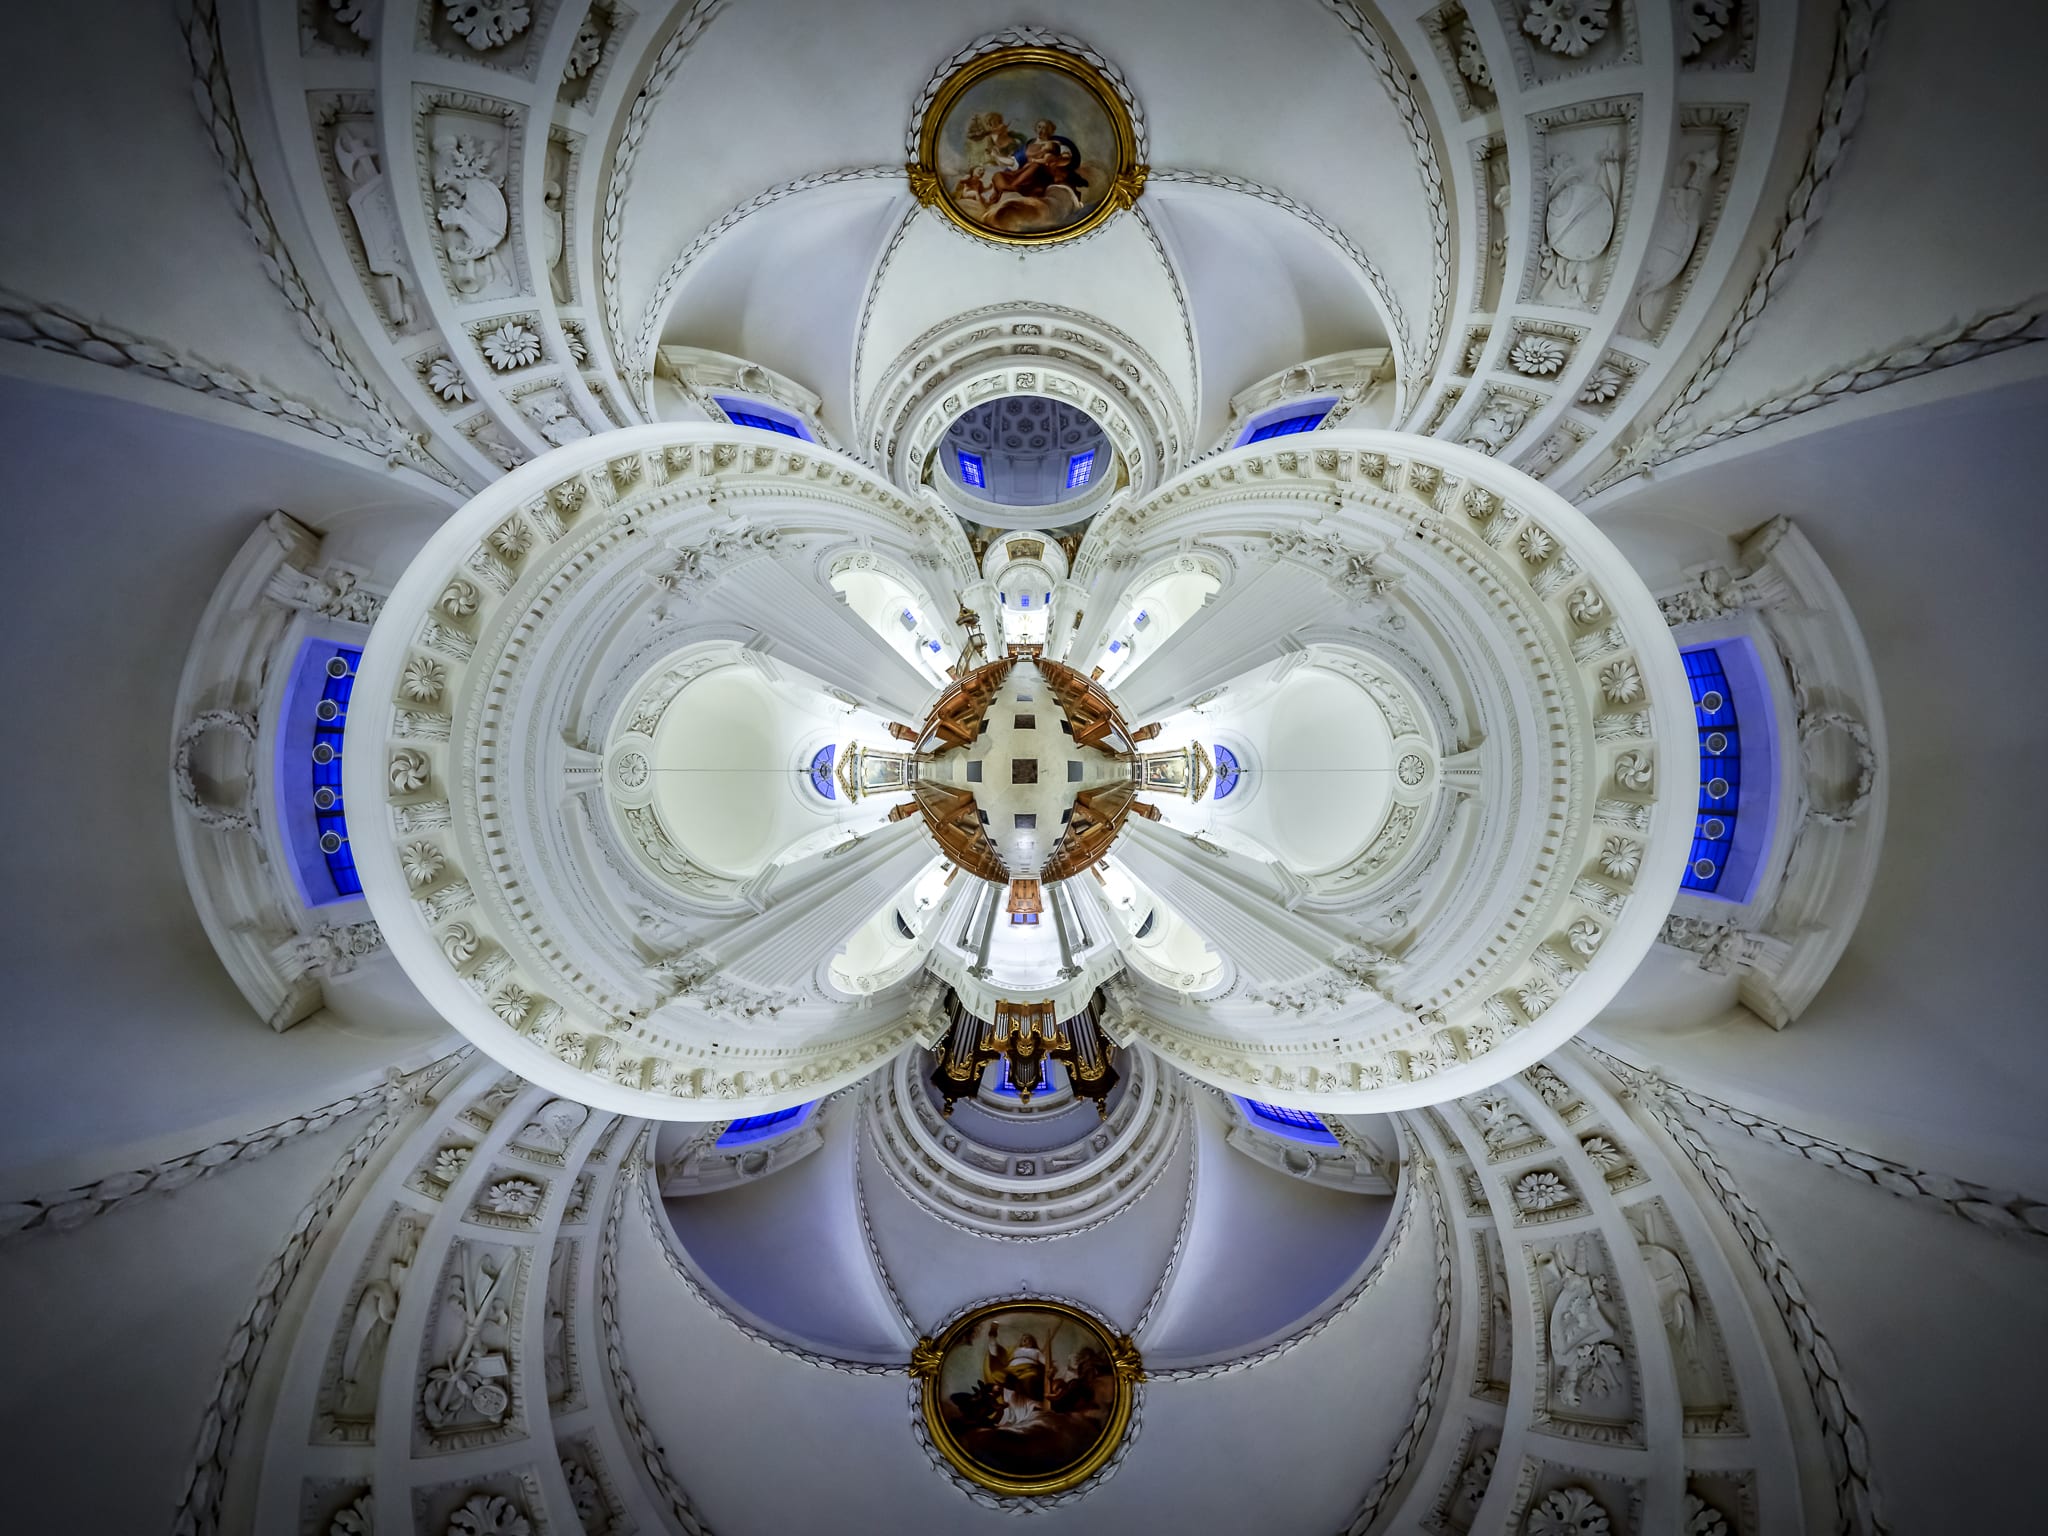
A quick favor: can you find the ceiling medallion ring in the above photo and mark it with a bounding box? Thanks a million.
[860,301,1191,466]
[908,44,1147,249]
[1088,431,1694,1108]
[348,428,950,1119]
[910,1294,1143,1502]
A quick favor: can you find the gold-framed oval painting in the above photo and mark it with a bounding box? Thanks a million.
[913,1299,1141,1496]
[912,46,1144,246]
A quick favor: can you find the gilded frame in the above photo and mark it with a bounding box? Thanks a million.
[911,1298,1143,1496]
[908,45,1147,247]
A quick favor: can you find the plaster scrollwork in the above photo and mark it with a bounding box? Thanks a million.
[1267,523,1403,605]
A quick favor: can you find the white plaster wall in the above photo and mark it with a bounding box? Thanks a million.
[664,1099,912,1358]
[1591,376,2048,1193]
[617,1098,1438,1535]
[0,0,375,427]
[0,378,450,1180]
[0,1108,375,1534]
[1681,0,2048,428]
[1697,1116,2048,1532]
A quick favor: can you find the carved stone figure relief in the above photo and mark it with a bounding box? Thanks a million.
[416,1238,527,1452]
[1618,110,1742,343]
[1473,1226,1514,1401]
[315,98,426,337]
[1526,1232,1642,1445]
[423,102,523,301]
[543,132,575,303]
[317,1209,423,1441]
[1524,103,1638,312]
[1476,138,1511,309]
[543,1237,580,1411]
[1625,1198,1743,1433]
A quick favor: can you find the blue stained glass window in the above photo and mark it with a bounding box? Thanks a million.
[1066,450,1095,489]
[714,397,810,440]
[1108,640,1122,654]
[1213,744,1241,801]
[717,1103,814,1146]
[1020,594,1031,607]
[1681,648,1740,894]
[927,640,942,652]
[958,451,986,488]
[1246,410,1328,443]
[808,744,837,800]
[1235,1096,1339,1145]
[994,1059,1052,1096]
[315,648,362,898]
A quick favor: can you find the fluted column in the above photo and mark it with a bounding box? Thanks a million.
[711,555,938,719]
[1050,882,1081,980]
[713,817,934,986]
[1114,814,1343,985]
[1114,561,1340,721]
[968,879,1001,978]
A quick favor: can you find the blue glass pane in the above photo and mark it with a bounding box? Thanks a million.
[1066,450,1095,489]
[1235,1096,1339,1145]
[313,647,364,899]
[808,744,836,800]
[717,1103,813,1146]
[958,451,986,488]
[1246,411,1328,443]
[715,398,808,439]
[1213,744,1241,800]
[1680,648,1740,894]
[994,1059,1052,1097]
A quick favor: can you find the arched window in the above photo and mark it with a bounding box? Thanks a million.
[1682,648,1741,894]
[717,1103,814,1146]
[280,639,365,906]
[1244,409,1328,442]
[714,395,811,440]
[1212,744,1242,801]
[808,744,837,800]
[1235,1097,1338,1145]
